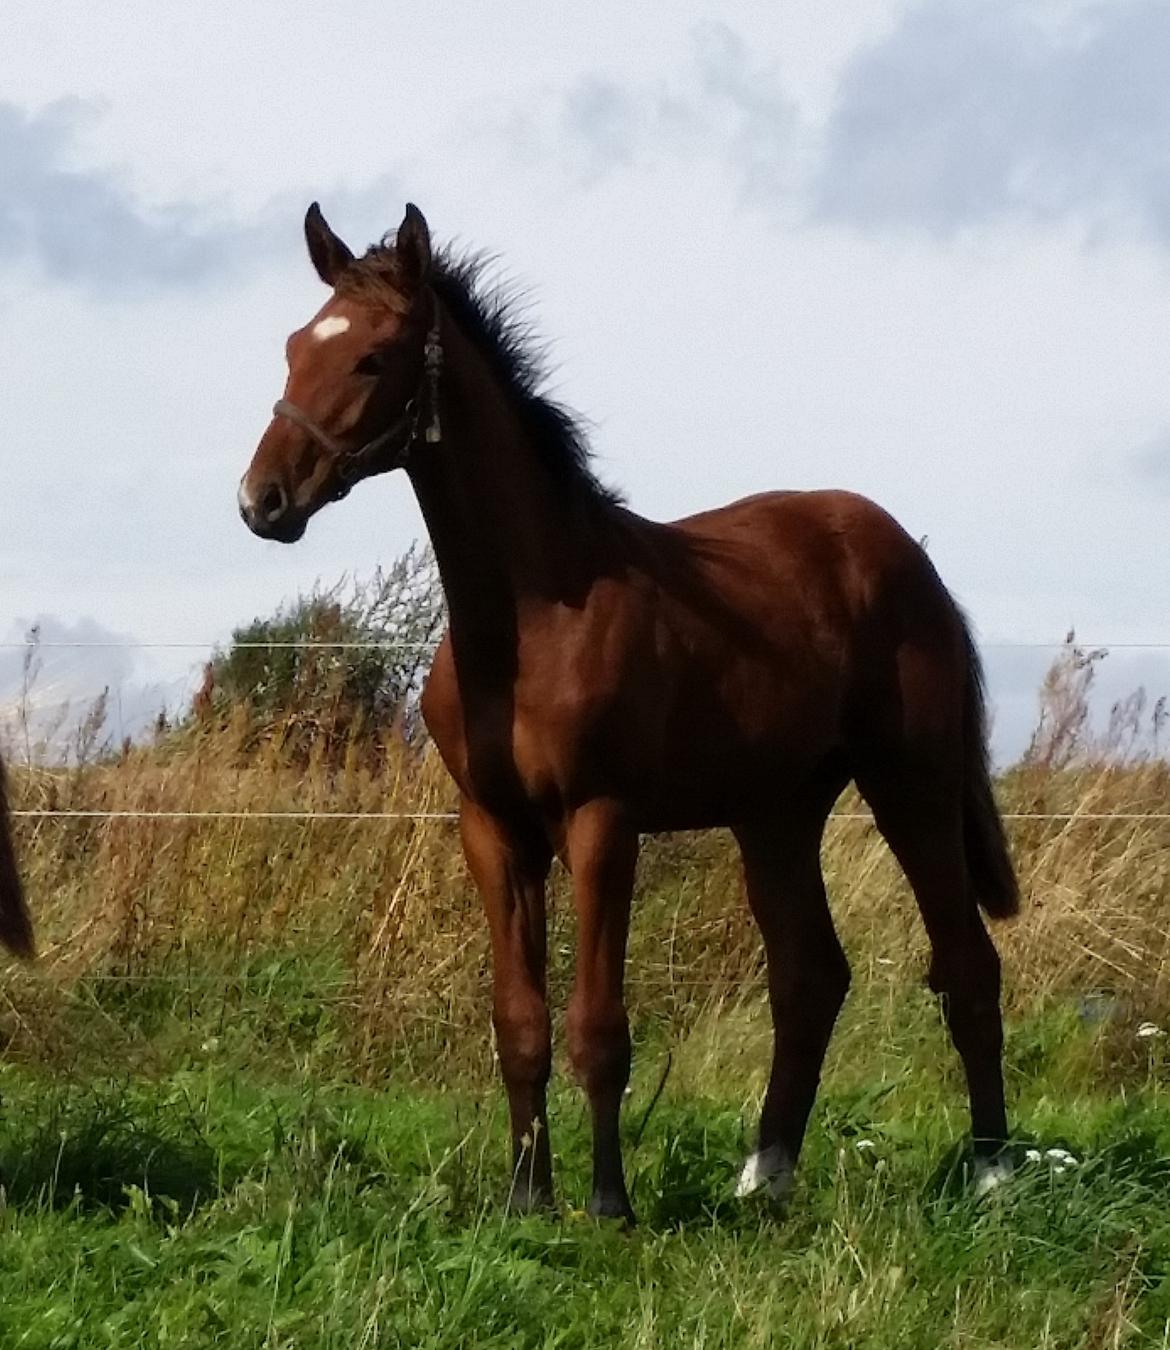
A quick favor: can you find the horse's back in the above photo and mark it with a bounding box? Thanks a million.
[665,487,956,649]
[658,486,970,765]
[672,488,927,580]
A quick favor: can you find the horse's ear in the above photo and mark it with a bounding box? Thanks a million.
[304,202,354,287]
[396,203,431,285]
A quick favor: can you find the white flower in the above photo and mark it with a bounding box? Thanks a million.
[1137,1022,1164,1040]
[1023,1146,1079,1171]
[855,1139,876,1151]
[201,1037,220,1054]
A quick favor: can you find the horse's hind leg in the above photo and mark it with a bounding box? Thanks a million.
[733,809,851,1201]
[857,764,1008,1179]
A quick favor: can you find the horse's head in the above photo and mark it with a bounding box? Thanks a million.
[239,202,435,542]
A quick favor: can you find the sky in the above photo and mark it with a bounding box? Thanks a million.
[3,0,1170,759]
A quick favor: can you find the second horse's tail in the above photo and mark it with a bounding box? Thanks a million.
[0,760,34,959]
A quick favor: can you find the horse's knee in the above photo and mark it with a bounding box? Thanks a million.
[928,921,1001,1001]
[493,1001,551,1088]
[566,997,630,1095]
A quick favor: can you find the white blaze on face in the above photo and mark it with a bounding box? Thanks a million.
[312,315,351,342]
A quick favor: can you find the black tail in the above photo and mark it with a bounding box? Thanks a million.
[959,620,1020,919]
[0,758,34,960]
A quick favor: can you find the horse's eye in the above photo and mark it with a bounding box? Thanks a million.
[353,351,386,377]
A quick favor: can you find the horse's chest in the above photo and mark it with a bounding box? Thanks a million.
[423,671,584,810]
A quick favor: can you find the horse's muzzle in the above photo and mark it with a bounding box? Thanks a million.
[238,477,307,542]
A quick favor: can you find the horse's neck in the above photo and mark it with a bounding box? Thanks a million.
[406,315,608,667]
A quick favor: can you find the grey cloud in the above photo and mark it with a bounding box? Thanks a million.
[982,644,1061,765]
[816,0,1170,241]
[0,99,255,293]
[689,22,798,207]
[545,5,1170,247]
[1132,429,1170,493]
[0,98,403,296]
[543,25,799,202]
[561,78,642,173]
[0,615,196,759]
[982,641,1170,766]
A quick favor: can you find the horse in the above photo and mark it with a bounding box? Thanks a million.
[0,757,34,961]
[238,202,1019,1223]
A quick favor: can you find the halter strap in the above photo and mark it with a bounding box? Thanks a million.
[271,395,419,483]
[271,311,442,483]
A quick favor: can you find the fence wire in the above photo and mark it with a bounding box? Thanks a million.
[7,636,1170,824]
[10,809,1170,822]
[0,641,441,651]
[6,639,1170,650]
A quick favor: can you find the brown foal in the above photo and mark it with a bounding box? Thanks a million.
[239,203,1019,1223]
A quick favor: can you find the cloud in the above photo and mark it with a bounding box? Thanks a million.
[537,5,1170,250]
[815,0,1170,242]
[560,78,642,174]
[0,98,258,293]
[517,24,799,201]
[1132,428,1170,494]
[688,22,799,208]
[982,640,1170,766]
[0,98,404,296]
[0,615,198,760]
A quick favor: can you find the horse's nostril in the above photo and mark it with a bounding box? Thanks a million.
[260,484,287,522]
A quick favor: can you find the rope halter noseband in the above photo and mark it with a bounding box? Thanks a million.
[271,310,443,495]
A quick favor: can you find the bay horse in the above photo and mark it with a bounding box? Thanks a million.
[239,203,1019,1223]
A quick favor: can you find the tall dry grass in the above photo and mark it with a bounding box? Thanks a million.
[1,635,1169,1081]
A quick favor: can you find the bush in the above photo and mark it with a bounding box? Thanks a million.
[199,545,444,758]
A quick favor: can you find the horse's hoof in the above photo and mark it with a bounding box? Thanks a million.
[973,1153,1014,1198]
[587,1190,637,1227]
[506,1182,556,1216]
[735,1145,794,1203]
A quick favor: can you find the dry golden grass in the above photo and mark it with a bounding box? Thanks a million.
[3,686,1170,1084]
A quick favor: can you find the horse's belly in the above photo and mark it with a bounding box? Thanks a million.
[589,690,841,830]
[622,741,829,831]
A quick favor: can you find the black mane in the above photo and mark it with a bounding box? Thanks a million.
[346,241,623,509]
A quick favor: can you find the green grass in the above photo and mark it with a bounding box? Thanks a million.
[2,952,1170,1347]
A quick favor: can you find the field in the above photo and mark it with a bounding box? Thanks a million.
[4,637,1170,1347]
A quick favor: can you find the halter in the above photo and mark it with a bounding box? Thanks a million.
[271,312,443,490]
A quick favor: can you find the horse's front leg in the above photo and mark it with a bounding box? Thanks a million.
[460,797,554,1211]
[564,801,639,1223]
